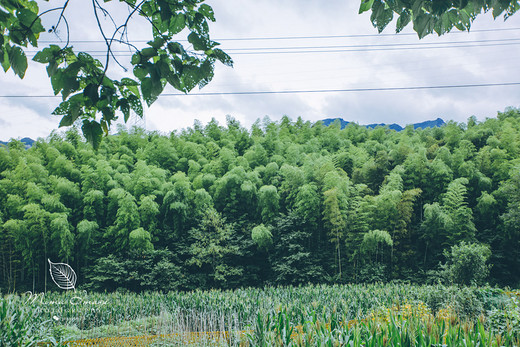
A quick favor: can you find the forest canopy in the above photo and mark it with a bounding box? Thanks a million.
[1,108,520,292]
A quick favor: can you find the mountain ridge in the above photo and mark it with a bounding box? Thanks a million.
[0,137,35,148]
[320,117,445,131]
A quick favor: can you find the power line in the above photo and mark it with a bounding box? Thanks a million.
[161,82,520,96]
[228,42,520,54]
[22,41,520,59]
[1,82,519,98]
[23,38,520,54]
[36,27,520,44]
[221,38,520,50]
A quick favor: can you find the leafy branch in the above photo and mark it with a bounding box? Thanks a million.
[0,0,233,149]
[359,0,520,38]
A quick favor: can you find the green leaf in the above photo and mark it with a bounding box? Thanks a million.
[141,47,158,58]
[169,14,186,34]
[101,76,115,91]
[165,73,181,91]
[359,0,375,14]
[59,112,80,127]
[16,8,38,27]
[6,45,27,78]
[0,10,9,23]
[172,57,183,74]
[167,42,185,56]
[211,48,233,67]
[156,57,171,77]
[121,78,139,86]
[370,0,394,33]
[133,66,147,80]
[396,10,412,33]
[83,83,99,104]
[181,65,201,93]
[457,0,469,9]
[130,52,142,65]
[50,70,65,95]
[413,13,434,38]
[147,36,165,49]
[127,94,143,117]
[77,52,98,67]
[100,119,109,135]
[81,120,103,149]
[101,106,116,123]
[61,74,80,100]
[141,76,164,106]
[198,4,215,21]
[188,32,210,51]
[434,12,453,35]
[126,84,141,99]
[55,97,83,128]
[53,94,84,125]
[492,2,508,19]
[33,47,56,64]
[52,100,70,116]
[1,49,9,72]
[198,59,214,89]
[431,0,453,16]
[46,59,59,77]
[411,1,426,19]
[116,98,131,122]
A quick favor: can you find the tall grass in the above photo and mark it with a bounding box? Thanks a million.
[1,284,519,346]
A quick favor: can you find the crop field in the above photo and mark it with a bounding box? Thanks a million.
[1,283,520,346]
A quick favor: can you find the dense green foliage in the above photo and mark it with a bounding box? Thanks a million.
[1,109,520,292]
[359,0,520,38]
[1,284,519,345]
[1,0,232,147]
[440,241,491,286]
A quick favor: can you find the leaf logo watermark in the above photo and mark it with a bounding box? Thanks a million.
[48,259,77,291]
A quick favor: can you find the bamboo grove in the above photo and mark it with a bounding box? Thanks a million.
[1,108,520,292]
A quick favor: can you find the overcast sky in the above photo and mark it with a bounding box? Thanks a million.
[1,1,520,141]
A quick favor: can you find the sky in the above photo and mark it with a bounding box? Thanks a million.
[1,1,520,141]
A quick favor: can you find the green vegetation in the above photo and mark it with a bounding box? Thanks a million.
[1,284,519,345]
[0,0,232,147]
[360,0,520,38]
[2,109,520,292]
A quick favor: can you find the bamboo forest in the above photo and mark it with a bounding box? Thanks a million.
[2,108,520,294]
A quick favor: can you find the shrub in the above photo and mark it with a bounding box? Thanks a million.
[440,241,491,286]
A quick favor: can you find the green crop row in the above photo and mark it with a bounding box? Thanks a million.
[1,284,519,346]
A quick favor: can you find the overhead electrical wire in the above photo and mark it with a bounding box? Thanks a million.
[225,42,520,54]
[1,82,519,98]
[22,40,520,58]
[6,28,519,100]
[23,37,520,54]
[36,27,520,43]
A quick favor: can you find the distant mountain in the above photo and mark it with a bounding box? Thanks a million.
[321,117,445,131]
[366,123,404,131]
[412,118,445,129]
[0,137,35,148]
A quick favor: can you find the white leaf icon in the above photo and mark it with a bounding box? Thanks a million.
[48,259,77,290]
